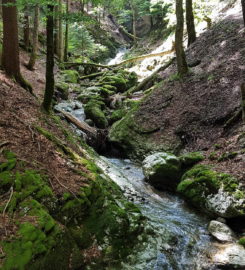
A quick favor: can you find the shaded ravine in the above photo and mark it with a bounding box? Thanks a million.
[95,156,215,270]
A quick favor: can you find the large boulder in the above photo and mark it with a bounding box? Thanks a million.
[177,165,245,218]
[84,99,108,129]
[212,243,245,269]
[142,152,181,190]
[208,220,236,242]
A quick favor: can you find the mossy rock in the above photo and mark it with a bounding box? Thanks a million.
[0,146,147,269]
[180,152,205,168]
[101,75,127,92]
[177,165,245,218]
[110,109,126,124]
[142,152,181,191]
[61,70,79,83]
[84,99,108,128]
[55,82,69,100]
[109,105,181,159]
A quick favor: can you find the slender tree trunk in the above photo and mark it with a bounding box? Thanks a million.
[23,8,30,50]
[54,3,59,55]
[58,0,63,61]
[42,4,55,112]
[242,0,245,26]
[64,0,69,62]
[175,0,188,76]
[186,0,196,47]
[130,4,137,46]
[2,0,32,92]
[27,4,39,70]
[0,0,2,18]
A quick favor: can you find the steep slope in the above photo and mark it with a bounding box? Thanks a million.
[0,67,147,269]
[109,10,245,182]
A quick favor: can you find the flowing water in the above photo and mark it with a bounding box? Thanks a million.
[107,48,128,65]
[56,49,216,269]
[95,157,214,270]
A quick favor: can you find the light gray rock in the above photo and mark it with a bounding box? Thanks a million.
[206,187,245,218]
[142,152,181,190]
[212,243,245,269]
[208,220,236,242]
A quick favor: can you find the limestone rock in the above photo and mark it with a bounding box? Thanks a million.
[177,165,245,218]
[213,243,245,269]
[208,220,236,242]
[142,152,181,190]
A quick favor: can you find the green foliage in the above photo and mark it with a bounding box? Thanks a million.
[69,24,96,57]
[238,237,245,247]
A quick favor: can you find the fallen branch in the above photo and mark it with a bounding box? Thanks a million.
[3,187,14,219]
[0,141,10,149]
[80,71,105,81]
[128,57,175,94]
[53,175,78,200]
[59,111,97,137]
[65,47,175,70]
[64,62,112,69]
[224,109,242,129]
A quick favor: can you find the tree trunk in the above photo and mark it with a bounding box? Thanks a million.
[23,8,30,50]
[242,0,245,26]
[42,4,55,112]
[2,0,32,92]
[58,0,63,61]
[131,4,137,46]
[27,4,39,70]
[54,3,59,55]
[186,0,196,46]
[175,0,188,76]
[64,0,69,62]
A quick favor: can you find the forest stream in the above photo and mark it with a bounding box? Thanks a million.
[55,68,216,269]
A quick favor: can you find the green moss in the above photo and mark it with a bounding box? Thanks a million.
[238,237,245,247]
[218,152,238,162]
[84,99,108,128]
[101,75,127,92]
[60,70,79,83]
[110,109,126,123]
[177,165,245,215]
[209,151,218,161]
[180,152,204,167]
[55,82,69,100]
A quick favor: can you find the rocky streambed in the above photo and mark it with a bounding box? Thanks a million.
[53,98,245,269]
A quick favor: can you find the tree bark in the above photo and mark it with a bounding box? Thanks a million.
[186,0,196,46]
[23,8,30,50]
[2,0,32,92]
[64,0,69,62]
[58,0,63,61]
[42,4,55,112]
[27,4,39,70]
[54,3,59,55]
[175,0,188,76]
[242,0,245,26]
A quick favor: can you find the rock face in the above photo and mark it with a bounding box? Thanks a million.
[212,244,245,269]
[142,152,181,190]
[177,165,245,218]
[208,220,236,242]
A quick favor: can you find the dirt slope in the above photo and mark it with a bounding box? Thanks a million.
[109,10,245,182]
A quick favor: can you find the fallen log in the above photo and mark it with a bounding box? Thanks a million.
[64,46,175,70]
[80,72,104,81]
[64,62,112,69]
[128,57,175,95]
[60,110,97,137]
